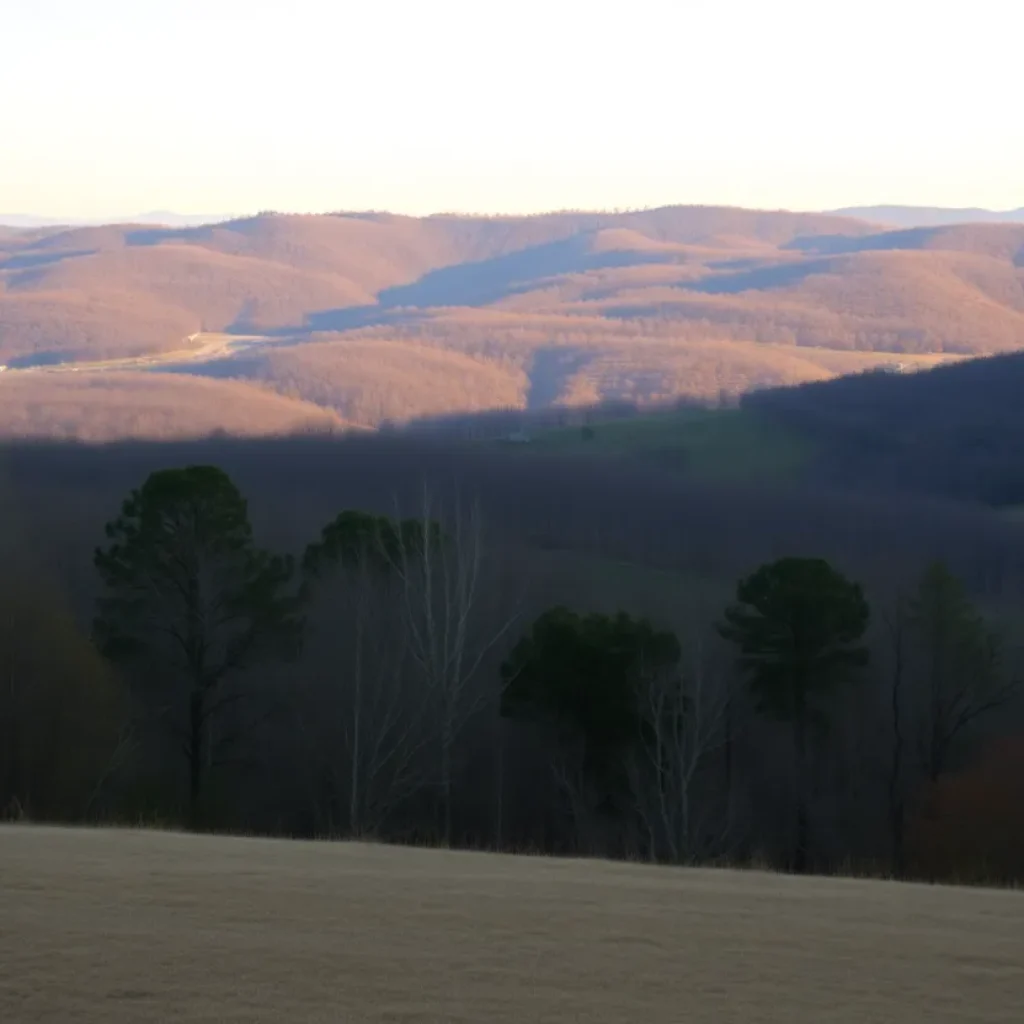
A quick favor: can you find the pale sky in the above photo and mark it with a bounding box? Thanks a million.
[2,0,1021,218]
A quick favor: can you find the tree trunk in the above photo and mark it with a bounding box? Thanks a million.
[723,694,733,809]
[494,719,504,851]
[440,720,453,846]
[5,631,22,815]
[887,608,907,876]
[349,603,364,836]
[890,797,906,878]
[793,704,809,873]
[189,690,204,827]
[186,567,205,828]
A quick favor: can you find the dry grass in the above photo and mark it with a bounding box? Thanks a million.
[1,825,1022,1023]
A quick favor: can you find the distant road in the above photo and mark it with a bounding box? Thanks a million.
[1,333,275,377]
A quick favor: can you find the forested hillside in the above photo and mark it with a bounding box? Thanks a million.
[2,206,1022,438]
[747,351,1024,505]
[2,433,1022,882]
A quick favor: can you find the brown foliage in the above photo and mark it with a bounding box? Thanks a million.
[907,733,1024,882]
[0,581,126,820]
[240,338,528,427]
[0,477,127,820]
[0,373,346,440]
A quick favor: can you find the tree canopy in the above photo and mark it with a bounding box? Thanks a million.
[719,557,869,870]
[94,465,305,819]
[719,557,869,721]
[501,607,680,794]
[302,510,439,581]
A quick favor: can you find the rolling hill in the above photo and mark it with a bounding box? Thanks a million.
[0,372,346,441]
[473,339,1024,522]
[1,206,1022,437]
[832,205,1024,228]
[745,349,1024,505]
[502,346,1024,509]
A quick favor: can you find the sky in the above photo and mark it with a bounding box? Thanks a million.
[2,0,1021,219]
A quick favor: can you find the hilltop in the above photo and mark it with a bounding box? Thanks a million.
[1,205,1022,438]
[832,205,1024,228]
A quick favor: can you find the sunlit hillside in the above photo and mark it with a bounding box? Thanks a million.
[1,207,1021,437]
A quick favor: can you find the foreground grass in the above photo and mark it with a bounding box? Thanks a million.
[2,826,1023,1022]
[516,407,815,484]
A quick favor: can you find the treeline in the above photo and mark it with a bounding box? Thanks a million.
[360,291,1019,361]
[2,436,1024,882]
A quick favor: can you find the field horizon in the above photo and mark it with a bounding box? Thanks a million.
[2,824,1022,1022]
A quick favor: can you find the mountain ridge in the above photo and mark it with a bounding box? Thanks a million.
[830,205,1024,228]
[1,205,1022,439]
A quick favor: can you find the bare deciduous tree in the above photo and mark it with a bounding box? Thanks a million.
[392,488,520,845]
[630,626,734,863]
[298,516,431,837]
[880,591,910,876]
[909,563,1018,784]
[330,562,429,836]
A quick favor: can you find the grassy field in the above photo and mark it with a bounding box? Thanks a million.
[2,826,1022,1023]
[516,407,816,484]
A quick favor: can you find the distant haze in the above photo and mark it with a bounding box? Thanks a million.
[4,206,1024,232]
[0,212,237,229]
[832,207,1024,229]
[2,0,1020,218]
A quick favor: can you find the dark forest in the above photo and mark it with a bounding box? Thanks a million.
[4,385,1024,885]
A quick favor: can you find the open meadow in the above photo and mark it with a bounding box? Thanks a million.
[2,826,1022,1023]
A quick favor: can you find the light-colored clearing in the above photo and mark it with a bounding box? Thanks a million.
[519,407,816,483]
[3,332,273,376]
[1,826,1021,1022]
